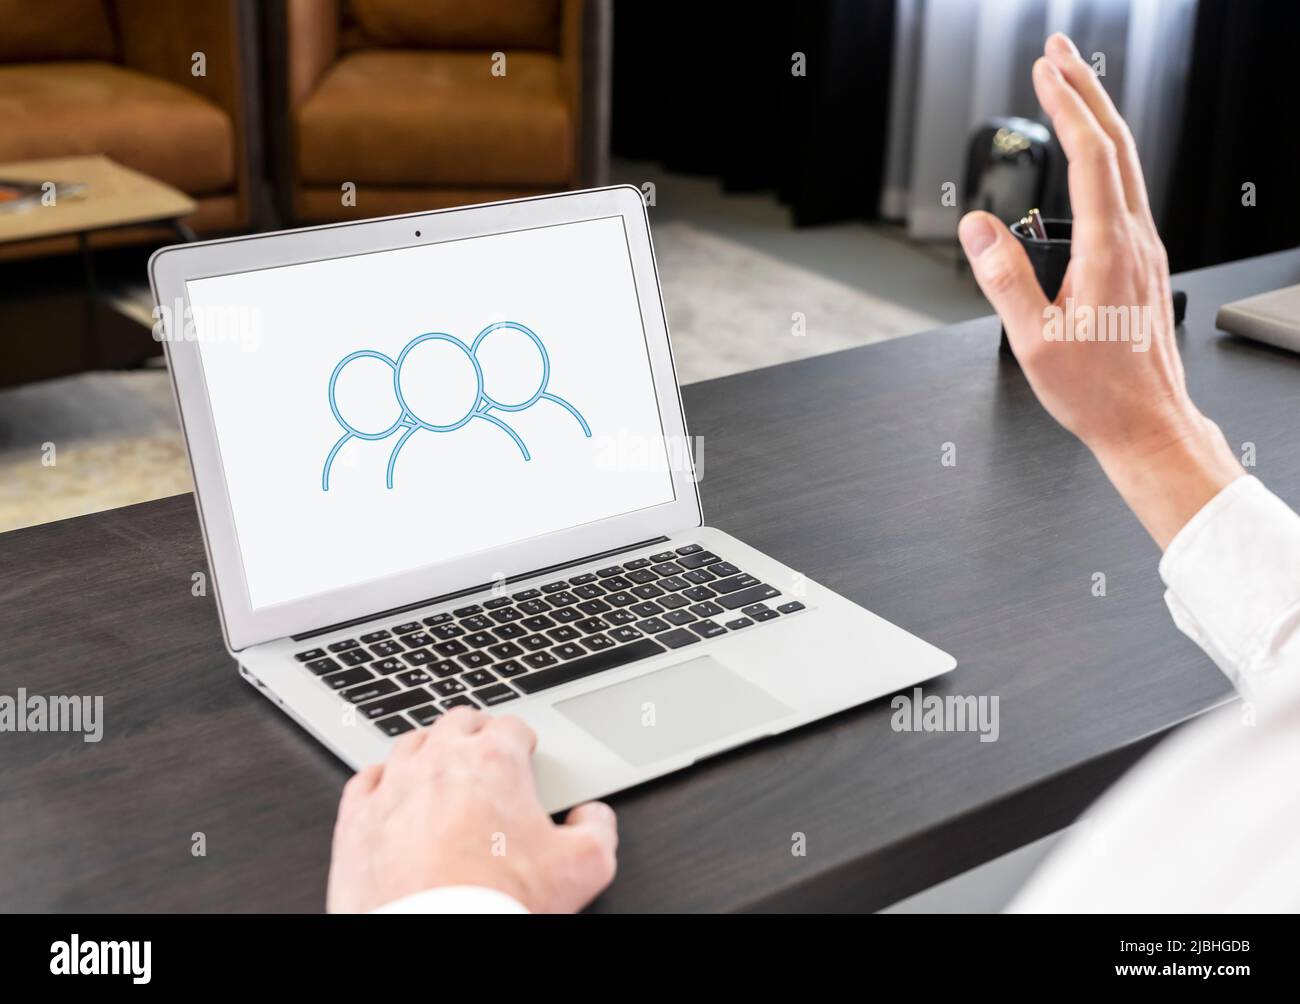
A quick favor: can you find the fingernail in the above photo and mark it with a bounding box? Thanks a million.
[959,215,997,258]
[1050,32,1079,58]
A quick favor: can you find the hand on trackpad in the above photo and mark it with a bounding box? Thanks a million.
[554,655,793,766]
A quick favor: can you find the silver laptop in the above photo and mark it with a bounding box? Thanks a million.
[149,186,955,812]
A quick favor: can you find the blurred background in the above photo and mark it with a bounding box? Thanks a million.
[1,0,1296,536]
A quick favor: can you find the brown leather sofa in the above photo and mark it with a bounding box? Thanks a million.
[0,0,252,257]
[279,0,603,223]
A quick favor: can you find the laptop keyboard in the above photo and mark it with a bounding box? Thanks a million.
[292,543,807,738]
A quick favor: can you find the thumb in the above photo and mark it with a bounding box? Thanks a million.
[959,211,1049,353]
[560,801,619,891]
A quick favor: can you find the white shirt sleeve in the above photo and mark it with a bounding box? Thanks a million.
[372,885,528,914]
[1009,474,1300,912]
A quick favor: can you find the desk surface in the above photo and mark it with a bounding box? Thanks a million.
[2,248,1298,913]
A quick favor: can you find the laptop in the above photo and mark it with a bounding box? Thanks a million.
[149,186,955,812]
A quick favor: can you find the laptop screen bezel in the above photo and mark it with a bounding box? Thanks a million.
[149,186,702,652]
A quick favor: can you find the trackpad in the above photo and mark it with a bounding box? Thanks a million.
[554,656,793,766]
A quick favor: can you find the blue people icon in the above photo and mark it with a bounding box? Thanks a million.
[321,321,591,491]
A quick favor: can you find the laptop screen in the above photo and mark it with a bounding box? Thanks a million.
[185,215,677,611]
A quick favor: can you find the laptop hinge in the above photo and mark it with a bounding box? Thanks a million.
[292,535,672,642]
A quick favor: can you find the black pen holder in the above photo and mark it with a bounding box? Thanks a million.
[1000,217,1072,356]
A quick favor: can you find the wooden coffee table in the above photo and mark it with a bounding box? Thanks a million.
[0,155,198,389]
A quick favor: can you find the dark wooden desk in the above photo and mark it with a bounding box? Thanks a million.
[2,249,1297,913]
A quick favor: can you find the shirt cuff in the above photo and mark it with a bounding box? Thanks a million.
[371,886,529,914]
[1159,475,1300,692]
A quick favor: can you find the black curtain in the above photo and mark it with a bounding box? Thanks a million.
[1162,0,1300,271]
[611,0,897,227]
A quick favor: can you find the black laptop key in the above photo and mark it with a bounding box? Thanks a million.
[374,715,415,737]
[337,648,371,667]
[431,679,466,698]
[690,619,727,639]
[488,642,524,660]
[650,551,676,563]
[602,575,633,591]
[442,695,478,710]
[295,648,327,662]
[401,632,435,649]
[370,639,403,658]
[631,601,663,618]
[583,633,615,652]
[464,631,496,649]
[690,601,724,618]
[458,651,492,670]
[721,585,781,610]
[514,638,666,695]
[606,608,637,625]
[520,633,552,652]
[462,668,497,688]
[522,614,556,632]
[572,583,604,600]
[370,657,405,675]
[636,617,669,635]
[360,630,391,644]
[402,648,434,666]
[676,549,717,568]
[460,615,492,632]
[431,623,465,640]
[778,601,806,614]
[605,591,636,607]
[551,606,583,624]
[657,628,701,650]
[664,609,696,626]
[626,569,658,585]
[494,622,527,639]
[658,592,689,610]
[475,684,519,707]
[754,609,780,621]
[327,638,360,653]
[397,668,432,687]
[651,561,684,577]
[725,617,753,630]
[658,576,690,592]
[549,625,582,642]
[577,599,611,616]
[434,639,468,657]
[523,651,559,669]
[546,591,579,608]
[422,612,452,627]
[682,586,716,602]
[344,678,400,705]
[742,603,772,616]
[682,569,715,585]
[429,659,461,678]
[322,667,373,690]
[709,561,740,577]
[392,622,422,635]
[305,657,340,675]
[484,596,512,610]
[511,588,542,601]
[489,607,523,623]
[624,558,651,570]
[540,580,569,593]
[495,660,528,678]
[675,544,703,555]
[632,583,666,600]
[409,704,443,726]
[610,625,645,642]
[453,604,482,617]
[596,566,624,578]
[572,618,607,636]
[356,681,426,712]
[711,574,760,594]
[517,599,549,616]
[569,572,598,585]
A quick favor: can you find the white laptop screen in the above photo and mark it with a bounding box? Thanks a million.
[185,215,677,611]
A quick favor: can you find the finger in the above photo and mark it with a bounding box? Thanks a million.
[563,801,619,890]
[564,801,618,848]
[1045,33,1152,222]
[388,726,429,760]
[485,715,538,758]
[1031,56,1128,232]
[958,211,1049,350]
[435,705,488,736]
[340,763,382,806]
